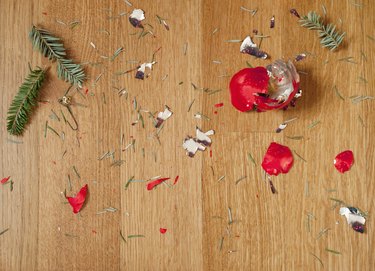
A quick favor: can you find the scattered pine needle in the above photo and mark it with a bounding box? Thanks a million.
[325,248,341,255]
[127,234,145,239]
[294,150,307,162]
[235,176,247,185]
[0,228,9,236]
[307,120,321,129]
[333,85,344,100]
[248,153,256,165]
[316,228,331,239]
[310,252,324,267]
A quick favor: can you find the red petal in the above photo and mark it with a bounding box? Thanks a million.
[229,67,269,112]
[261,142,294,176]
[334,150,354,173]
[160,228,167,234]
[173,176,179,185]
[147,178,170,190]
[1,176,11,184]
[66,184,88,214]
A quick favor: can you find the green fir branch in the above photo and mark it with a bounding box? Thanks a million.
[29,25,85,87]
[7,66,46,136]
[57,58,86,86]
[299,11,345,51]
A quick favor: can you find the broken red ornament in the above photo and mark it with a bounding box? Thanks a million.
[66,184,88,214]
[160,228,167,234]
[173,175,179,185]
[261,142,294,176]
[229,60,301,112]
[147,177,170,190]
[334,150,354,173]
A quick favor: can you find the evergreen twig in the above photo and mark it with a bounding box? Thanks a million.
[29,25,85,87]
[7,66,46,135]
[299,11,345,51]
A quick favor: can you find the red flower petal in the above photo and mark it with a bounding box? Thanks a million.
[1,176,11,184]
[66,184,88,214]
[173,176,179,185]
[147,178,170,190]
[160,228,167,234]
[334,150,354,173]
[261,142,294,176]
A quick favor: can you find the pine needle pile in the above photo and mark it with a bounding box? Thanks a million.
[29,25,85,87]
[7,66,46,135]
[299,11,345,51]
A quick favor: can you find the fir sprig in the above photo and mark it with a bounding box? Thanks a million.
[299,11,345,51]
[7,66,46,135]
[29,25,85,87]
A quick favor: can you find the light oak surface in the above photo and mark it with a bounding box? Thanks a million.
[1,0,374,270]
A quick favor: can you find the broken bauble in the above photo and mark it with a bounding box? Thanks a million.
[229,59,301,112]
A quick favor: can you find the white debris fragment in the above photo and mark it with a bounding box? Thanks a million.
[340,207,366,225]
[183,127,215,157]
[240,36,257,51]
[276,123,287,133]
[129,9,145,28]
[155,106,173,128]
[240,36,268,59]
[195,127,214,146]
[183,137,206,157]
[135,61,156,80]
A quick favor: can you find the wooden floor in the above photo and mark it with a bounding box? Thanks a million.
[1,0,374,270]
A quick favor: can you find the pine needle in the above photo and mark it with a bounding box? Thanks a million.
[29,25,85,87]
[7,66,46,135]
[299,11,345,51]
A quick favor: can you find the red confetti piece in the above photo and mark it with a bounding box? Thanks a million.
[147,178,170,190]
[173,176,179,185]
[214,103,224,108]
[160,228,167,234]
[66,184,88,214]
[261,142,294,176]
[1,176,10,184]
[210,149,213,157]
[334,150,354,173]
[85,88,89,95]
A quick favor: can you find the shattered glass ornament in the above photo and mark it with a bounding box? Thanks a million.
[229,59,301,112]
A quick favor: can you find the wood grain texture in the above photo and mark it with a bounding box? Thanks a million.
[0,0,374,270]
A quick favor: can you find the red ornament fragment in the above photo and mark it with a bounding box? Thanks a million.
[261,142,294,176]
[173,175,179,185]
[147,177,170,190]
[160,228,167,234]
[229,60,301,112]
[1,176,11,184]
[334,150,354,173]
[66,184,88,214]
